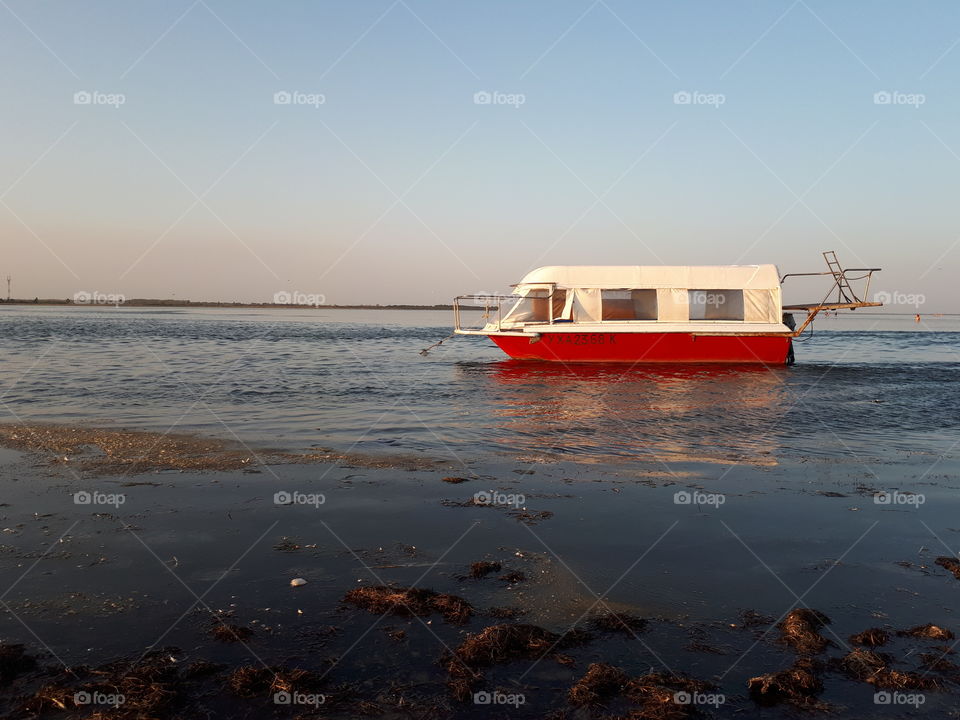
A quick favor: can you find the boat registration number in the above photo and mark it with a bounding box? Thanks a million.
[546,333,616,345]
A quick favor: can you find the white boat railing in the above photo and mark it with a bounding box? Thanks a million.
[453,295,521,334]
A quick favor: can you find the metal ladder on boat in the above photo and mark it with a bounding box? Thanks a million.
[823,250,856,304]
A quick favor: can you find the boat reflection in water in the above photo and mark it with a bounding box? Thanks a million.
[479,361,791,467]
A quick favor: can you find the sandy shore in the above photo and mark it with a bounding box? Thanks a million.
[0,425,958,718]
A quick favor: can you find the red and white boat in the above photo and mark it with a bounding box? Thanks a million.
[453,252,881,365]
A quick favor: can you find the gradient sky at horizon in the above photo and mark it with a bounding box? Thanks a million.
[1,1,959,310]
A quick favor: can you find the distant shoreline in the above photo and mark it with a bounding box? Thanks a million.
[0,299,462,310]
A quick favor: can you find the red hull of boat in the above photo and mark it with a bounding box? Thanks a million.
[490,332,793,364]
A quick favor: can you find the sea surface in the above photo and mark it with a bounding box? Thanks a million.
[0,306,957,468]
[2,306,960,718]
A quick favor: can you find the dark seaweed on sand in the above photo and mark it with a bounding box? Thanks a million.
[849,627,889,647]
[20,650,185,718]
[749,658,824,707]
[344,585,473,624]
[469,560,501,578]
[777,609,832,654]
[227,665,324,698]
[569,662,711,718]
[209,623,254,643]
[935,556,960,579]
[444,623,590,700]
[833,648,941,690]
[897,623,954,640]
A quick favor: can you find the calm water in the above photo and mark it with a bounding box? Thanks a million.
[1,306,958,466]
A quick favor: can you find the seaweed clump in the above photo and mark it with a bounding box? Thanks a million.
[569,663,710,719]
[445,624,588,701]
[835,648,940,690]
[210,623,254,643]
[21,650,182,718]
[344,585,472,624]
[748,658,823,707]
[849,628,889,647]
[935,556,960,579]
[777,609,832,654]
[469,561,501,578]
[227,666,323,698]
[568,662,628,705]
[897,624,954,641]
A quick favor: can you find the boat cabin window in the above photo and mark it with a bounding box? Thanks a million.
[552,289,568,321]
[688,290,745,321]
[601,289,658,321]
[510,289,550,323]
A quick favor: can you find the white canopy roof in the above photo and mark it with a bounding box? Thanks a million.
[516,265,781,291]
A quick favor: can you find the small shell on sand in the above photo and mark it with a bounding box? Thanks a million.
[290,578,307,587]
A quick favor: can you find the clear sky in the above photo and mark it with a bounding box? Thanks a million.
[1,1,958,310]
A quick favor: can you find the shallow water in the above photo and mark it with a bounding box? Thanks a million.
[1,306,958,469]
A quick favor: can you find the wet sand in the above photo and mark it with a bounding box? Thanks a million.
[1,425,959,718]
[0,424,446,475]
